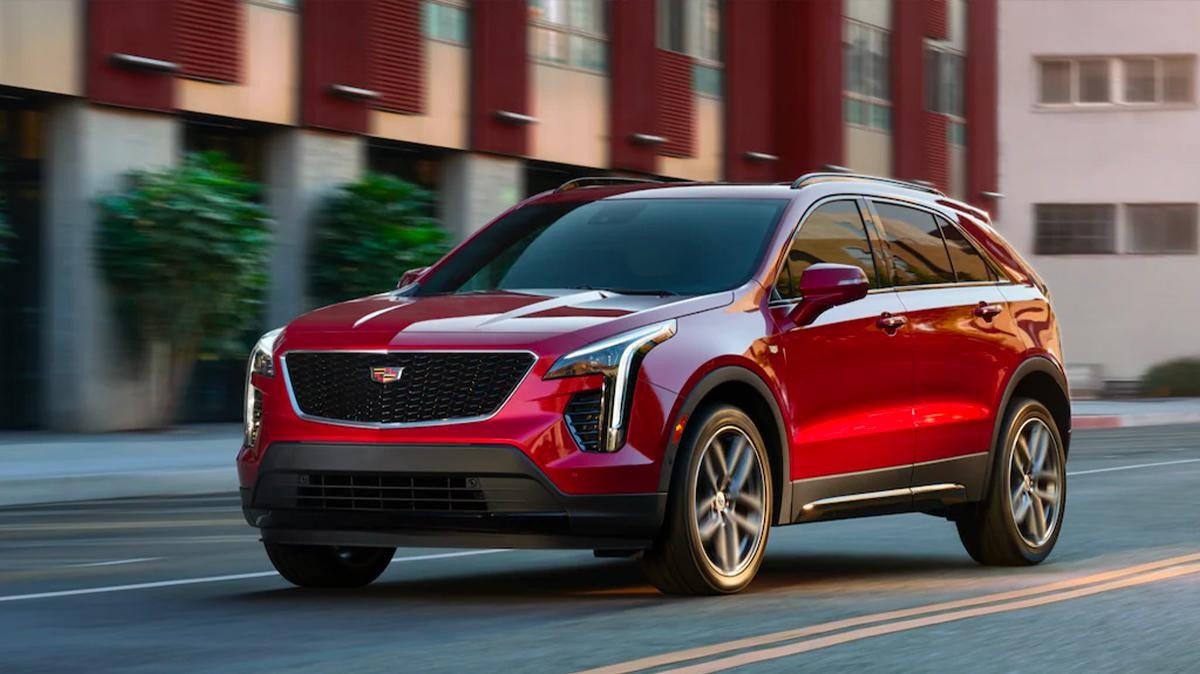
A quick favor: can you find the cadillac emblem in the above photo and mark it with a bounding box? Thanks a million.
[369,366,404,384]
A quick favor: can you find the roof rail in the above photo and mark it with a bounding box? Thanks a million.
[555,176,662,193]
[789,172,944,196]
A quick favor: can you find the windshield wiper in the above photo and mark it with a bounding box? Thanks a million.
[571,285,679,296]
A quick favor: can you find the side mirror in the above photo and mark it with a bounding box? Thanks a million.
[789,263,870,326]
[397,266,429,289]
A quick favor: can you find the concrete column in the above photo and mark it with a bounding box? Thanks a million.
[438,152,524,242]
[42,101,180,431]
[263,128,364,328]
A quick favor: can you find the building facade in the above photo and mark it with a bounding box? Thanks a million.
[0,0,997,430]
[998,0,1199,393]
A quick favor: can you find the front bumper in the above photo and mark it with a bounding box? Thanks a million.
[243,442,667,550]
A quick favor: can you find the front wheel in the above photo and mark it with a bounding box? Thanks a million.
[641,405,773,595]
[265,543,395,588]
[956,398,1067,566]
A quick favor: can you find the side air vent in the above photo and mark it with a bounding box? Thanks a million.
[565,390,604,452]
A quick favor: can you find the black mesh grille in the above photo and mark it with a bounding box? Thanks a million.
[284,351,535,424]
[565,390,604,452]
[295,473,490,512]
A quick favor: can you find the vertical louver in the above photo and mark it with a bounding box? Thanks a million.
[371,0,424,114]
[924,111,950,194]
[926,0,949,40]
[178,0,242,83]
[657,49,695,158]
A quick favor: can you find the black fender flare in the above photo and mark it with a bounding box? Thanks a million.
[982,356,1071,496]
[658,366,792,525]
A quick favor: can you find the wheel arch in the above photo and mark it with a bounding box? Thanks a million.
[982,356,1071,498]
[659,366,792,525]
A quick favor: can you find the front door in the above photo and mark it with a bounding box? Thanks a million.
[768,199,915,517]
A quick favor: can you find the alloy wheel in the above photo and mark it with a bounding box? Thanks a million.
[1008,417,1063,548]
[692,426,767,576]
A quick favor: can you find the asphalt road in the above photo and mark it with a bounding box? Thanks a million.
[1,425,1198,673]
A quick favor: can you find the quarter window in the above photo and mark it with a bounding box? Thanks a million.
[937,216,994,282]
[873,202,955,286]
[775,201,879,300]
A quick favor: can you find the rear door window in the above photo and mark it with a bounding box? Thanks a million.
[873,202,956,287]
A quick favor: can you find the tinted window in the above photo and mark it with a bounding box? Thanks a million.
[775,200,879,300]
[418,198,788,296]
[874,202,955,286]
[937,216,993,282]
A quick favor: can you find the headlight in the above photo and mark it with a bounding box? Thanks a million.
[545,320,676,452]
[244,328,282,448]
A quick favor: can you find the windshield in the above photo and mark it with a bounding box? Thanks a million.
[417,198,789,296]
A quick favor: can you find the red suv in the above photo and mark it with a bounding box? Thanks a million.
[238,173,1070,595]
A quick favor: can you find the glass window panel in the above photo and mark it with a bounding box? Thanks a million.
[693,64,723,97]
[937,216,993,282]
[1040,61,1071,103]
[1124,58,1157,102]
[776,200,880,299]
[1034,204,1116,255]
[844,98,865,125]
[1163,57,1194,103]
[870,103,891,130]
[1127,204,1198,254]
[570,34,607,72]
[1078,59,1110,102]
[874,202,956,286]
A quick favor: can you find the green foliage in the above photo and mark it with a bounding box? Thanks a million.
[96,152,272,358]
[309,173,448,306]
[1142,358,1200,397]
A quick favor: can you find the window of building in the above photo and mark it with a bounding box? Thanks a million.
[658,0,723,97]
[775,200,880,300]
[529,0,607,73]
[1034,204,1116,255]
[936,216,994,282]
[874,202,955,286]
[423,0,468,45]
[844,20,891,131]
[926,46,965,144]
[1127,204,1198,254]
[1036,55,1196,107]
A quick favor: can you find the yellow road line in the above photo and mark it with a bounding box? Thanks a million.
[575,551,1200,674]
[666,562,1200,673]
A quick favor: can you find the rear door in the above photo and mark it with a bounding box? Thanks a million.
[768,199,916,513]
[868,200,1018,489]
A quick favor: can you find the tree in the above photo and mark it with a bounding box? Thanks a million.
[96,152,271,426]
[309,173,448,307]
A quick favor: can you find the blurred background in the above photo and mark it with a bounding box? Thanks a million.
[0,0,1197,433]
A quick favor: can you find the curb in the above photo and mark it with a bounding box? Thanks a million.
[0,467,237,508]
[1071,412,1200,430]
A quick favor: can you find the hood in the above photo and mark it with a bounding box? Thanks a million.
[281,289,732,350]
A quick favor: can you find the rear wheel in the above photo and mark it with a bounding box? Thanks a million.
[641,405,772,595]
[956,398,1066,566]
[265,543,395,588]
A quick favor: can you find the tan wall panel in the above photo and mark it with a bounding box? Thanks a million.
[0,0,82,95]
[660,96,721,181]
[372,41,468,150]
[529,64,608,168]
[178,3,298,125]
[845,126,893,177]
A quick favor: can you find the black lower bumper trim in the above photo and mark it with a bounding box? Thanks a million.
[243,443,667,550]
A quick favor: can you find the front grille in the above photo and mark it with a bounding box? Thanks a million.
[565,390,604,452]
[284,351,535,425]
[295,473,490,512]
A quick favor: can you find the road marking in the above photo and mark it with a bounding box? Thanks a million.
[0,519,245,533]
[70,557,163,568]
[0,549,507,603]
[663,562,1200,673]
[1068,457,1200,476]
[575,552,1200,674]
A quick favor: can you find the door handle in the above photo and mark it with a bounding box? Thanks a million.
[876,312,907,333]
[973,302,1003,322]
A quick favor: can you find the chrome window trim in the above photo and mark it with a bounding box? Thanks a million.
[280,349,539,430]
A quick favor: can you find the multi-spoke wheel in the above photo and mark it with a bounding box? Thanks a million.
[641,405,773,595]
[956,398,1067,566]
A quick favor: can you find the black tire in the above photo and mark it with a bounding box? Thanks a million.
[956,398,1067,566]
[265,543,395,588]
[640,404,773,595]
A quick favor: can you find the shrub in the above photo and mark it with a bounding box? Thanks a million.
[309,173,448,307]
[96,152,271,426]
[1141,358,1200,397]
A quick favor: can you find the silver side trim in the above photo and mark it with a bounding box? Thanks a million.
[280,349,539,430]
[801,483,965,512]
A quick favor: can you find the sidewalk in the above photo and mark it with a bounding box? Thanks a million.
[1,400,1198,508]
